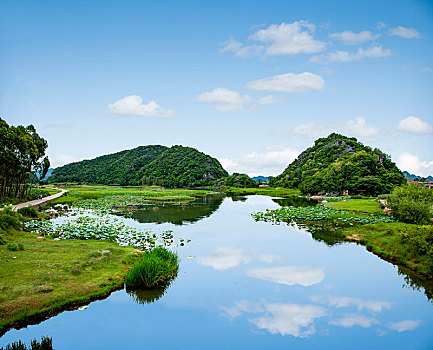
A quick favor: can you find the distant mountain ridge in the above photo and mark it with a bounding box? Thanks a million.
[49,145,228,187]
[252,176,269,182]
[402,171,433,181]
[270,133,405,196]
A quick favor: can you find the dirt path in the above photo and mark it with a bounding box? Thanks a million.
[10,189,69,211]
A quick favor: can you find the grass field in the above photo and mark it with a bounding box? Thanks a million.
[45,185,216,205]
[324,198,383,214]
[0,229,140,334]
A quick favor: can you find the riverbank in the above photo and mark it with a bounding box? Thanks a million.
[253,199,433,279]
[343,222,433,277]
[0,229,140,335]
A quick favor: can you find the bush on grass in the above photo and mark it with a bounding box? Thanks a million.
[6,242,24,251]
[389,184,433,224]
[125,247,179,288]
[17,207,39,218]
[0,208,21,231]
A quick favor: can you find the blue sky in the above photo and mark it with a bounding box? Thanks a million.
[1,0,432,176]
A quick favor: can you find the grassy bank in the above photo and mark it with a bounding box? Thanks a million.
[343,223,433,277]
[253,201,433,278]
[47,185,216,205]
[0,229,140,334]
[324,198,383,214]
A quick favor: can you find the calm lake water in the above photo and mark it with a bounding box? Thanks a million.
[2,195,433,349]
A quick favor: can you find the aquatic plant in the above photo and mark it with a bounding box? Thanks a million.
[23,212,183,250]
[252,205,394,229]
[125,247,179,288]
[75,194,196,214]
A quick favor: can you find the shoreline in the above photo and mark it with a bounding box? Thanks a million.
[0,282,124,337]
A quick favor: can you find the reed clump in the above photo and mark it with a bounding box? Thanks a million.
[125,247,179,288]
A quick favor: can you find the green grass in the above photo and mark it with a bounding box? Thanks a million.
[0,336,53,350]
[125,247,179,288]
[48,185,216,205]
[0,229,140,333]
[342,222,433,277]
[324,198,383,214]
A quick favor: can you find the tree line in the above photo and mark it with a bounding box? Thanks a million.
[0,118,50,200]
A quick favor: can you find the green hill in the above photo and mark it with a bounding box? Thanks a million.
[49,145,228,187]
[214,173,258,188]
[270,133,405,196]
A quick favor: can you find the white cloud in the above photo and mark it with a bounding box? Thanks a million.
[311,296,391,313]
[197,247,252,271]
[250,21,327,56]
[310,46,391,63]
[388,26,421,39]
[388,320,421,332]
[329,30,379,45]
[397,116,433,134]
[246,266,325,287]
[250,303,327,337]
[219,37,264,58]
[246,72,325,93]
[330,314,379,328]
[257,95,284,105]
[346,116,379,137]
[196,88,252,112]
[396,152,433,177]
[293,117,379,140]
[293,122,330,139]
[220,145,299,177]
[257,253,284,264]
[107,95,175,117]
[220,301,264,320]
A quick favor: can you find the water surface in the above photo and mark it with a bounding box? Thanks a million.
[1,195,432,349]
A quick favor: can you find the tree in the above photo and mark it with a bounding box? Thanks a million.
[0,118,50,200]
[388,184,433,224]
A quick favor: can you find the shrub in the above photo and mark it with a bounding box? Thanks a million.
[6,243,18,251]
[0,336,53,350]
[125,247,179,288]
[17,207,39,218]
[0,208,21,231]
[70,265,82,275]
[400,226,433,257]
[87,250,102,258]
[389,184,433,224]
[101,250,113,258]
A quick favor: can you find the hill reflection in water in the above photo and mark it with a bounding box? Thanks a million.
[131,194,224,225]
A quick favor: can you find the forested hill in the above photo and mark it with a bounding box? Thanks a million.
[270,133,405,195]
[49,145,228,187]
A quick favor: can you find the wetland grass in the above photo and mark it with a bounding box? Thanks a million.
[125,247,179,288]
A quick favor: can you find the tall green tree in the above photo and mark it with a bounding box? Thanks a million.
[0,118,50,199]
